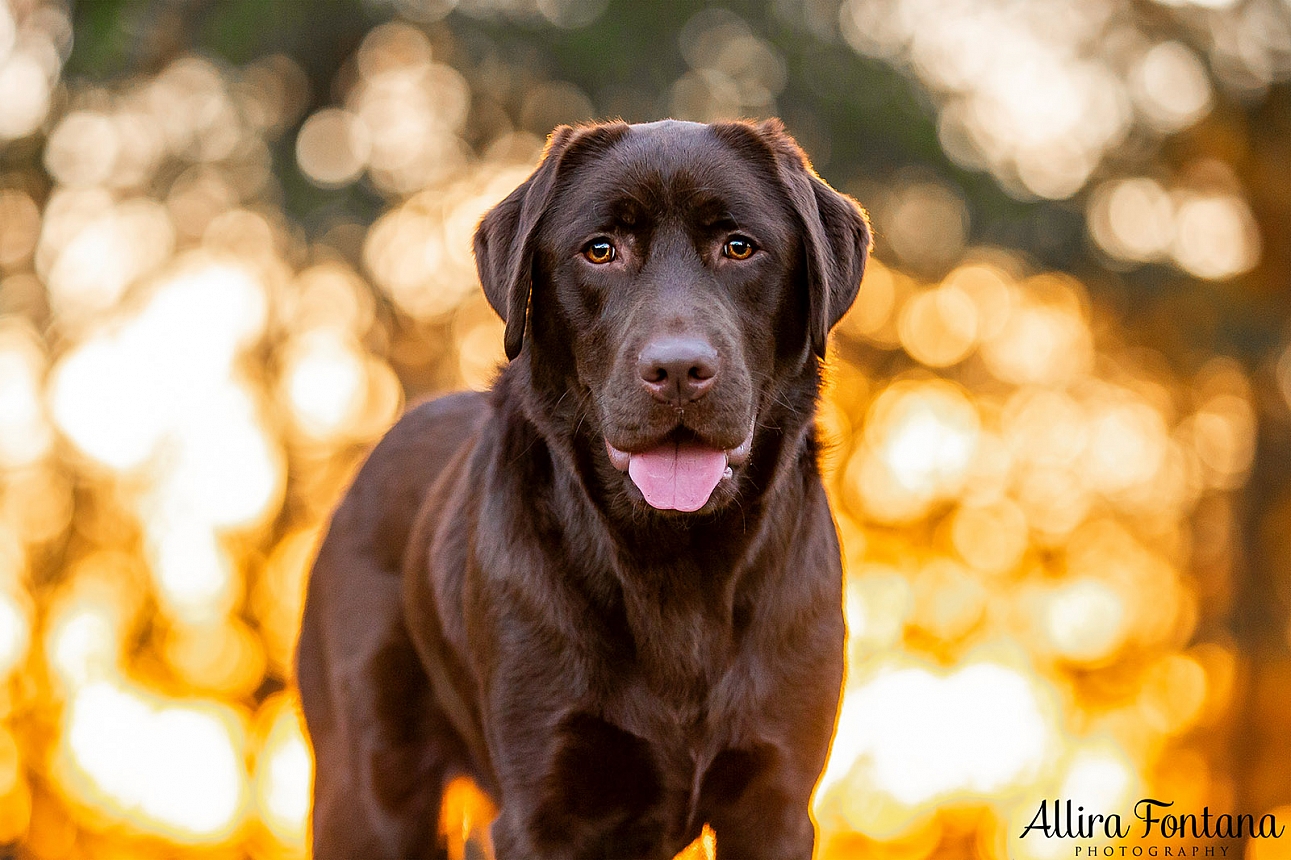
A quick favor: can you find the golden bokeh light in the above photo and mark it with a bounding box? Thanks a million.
[0,318,53,468]
[145,520,240,623]
[364,164,533,320]
[253,693,312,850]
[951,500,1028,574]
[818,658,1058,838]
[252,528,320,679]
[0,0,1281,856]
[279,330,371,440]
[980,285,1092,387]
[295,108,371,189]
[0,189,41,267]
[0,587,31,680]
[1131,42,1214,133]
[1089,177,1177,264]
[1041,577,1129,664]
[843,566,914,654]
[1138,653,1208,735]
[1172,192,1261,280]
[850,378,981,522]
[56,680,249,842]
[882,181,969,272]
[671,9,787,121]
[44,554,142,691]
[897,284,979,367]
[842,0,1135,199]
[163,617,266,699]
[0,1,63,142]
[457,315,508,391]
[348,22,472,193]
[840,258,899,341]
[40,195,176,325]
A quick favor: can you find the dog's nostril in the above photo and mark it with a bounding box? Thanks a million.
[642,365,667,384]
[689,362,715,381]
[637,336,720,403]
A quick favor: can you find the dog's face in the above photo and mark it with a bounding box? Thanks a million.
[475,120,870,515]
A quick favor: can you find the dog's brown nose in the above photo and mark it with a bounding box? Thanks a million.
[638,336,719,404]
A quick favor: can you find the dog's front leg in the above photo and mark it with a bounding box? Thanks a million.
[488,706,679,860]
[477,625,677,860]
[697,754,818,860]
[694,636,843,859]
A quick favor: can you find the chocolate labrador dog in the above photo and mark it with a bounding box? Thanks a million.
[296,118,870,860]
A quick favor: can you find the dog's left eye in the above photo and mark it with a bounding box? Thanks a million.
[723,237,756,260]
[583,239,616,264]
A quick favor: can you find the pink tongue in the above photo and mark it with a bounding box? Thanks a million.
[628,441,727,512]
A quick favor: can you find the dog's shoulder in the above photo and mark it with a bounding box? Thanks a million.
[395,389,493,440]
[332,390,492,569]
[360,391,491,496]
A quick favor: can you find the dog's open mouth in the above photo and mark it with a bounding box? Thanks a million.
[605,424,754,512]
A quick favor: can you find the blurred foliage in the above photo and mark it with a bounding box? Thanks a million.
[1,0,1291,858]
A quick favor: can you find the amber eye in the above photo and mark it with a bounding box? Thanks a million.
[723,237,756,260]
[584,239,615,264]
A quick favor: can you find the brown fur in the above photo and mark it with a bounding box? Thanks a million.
[297,118,871,859]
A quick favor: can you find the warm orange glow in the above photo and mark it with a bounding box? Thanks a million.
[0,3,1273,856]
[0,587,30,679]
[0,319,53,468]
[848,379,981,522]
[1133,42,1213,132]
[676,824,718,860]
[840,258,900,341]
[280,330,370,439]
[440,776,498,860]
[1246,808,1291,860]
[818,658,1058,838]
[980,289,1092,386]
[253,693,312,850]
[898,283,978,367]
[55,680,249,843]
[1089,178,1176,263]
[432,776,721,860]
[1041,577,1128,664]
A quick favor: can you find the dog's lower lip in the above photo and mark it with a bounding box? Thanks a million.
[604,419,756,475]
[605,439,631,471]
[727,420,755,466]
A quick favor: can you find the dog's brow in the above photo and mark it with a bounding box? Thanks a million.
[689,196,737,227]
[703,212,739,231]
[609,194,647,221]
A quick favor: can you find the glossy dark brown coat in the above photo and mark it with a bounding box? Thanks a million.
[296,118,871,860]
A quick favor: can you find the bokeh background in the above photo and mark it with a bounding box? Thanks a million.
[1,0,1290,857]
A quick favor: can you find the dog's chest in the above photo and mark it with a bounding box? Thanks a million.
[597,604,767,837]
[602,590,758,754]
[619,588,732,698]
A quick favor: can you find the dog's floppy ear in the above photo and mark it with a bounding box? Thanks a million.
[474,123,628,361]
[473,125,576,361]
[755,118,872,359]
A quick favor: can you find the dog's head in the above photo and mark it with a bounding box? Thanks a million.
[475,119,870,516]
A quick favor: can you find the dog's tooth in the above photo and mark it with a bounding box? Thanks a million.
[722,465,734,480]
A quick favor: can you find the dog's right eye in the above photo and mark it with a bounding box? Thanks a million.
[723,237,756,260]
[583,239,616,264]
